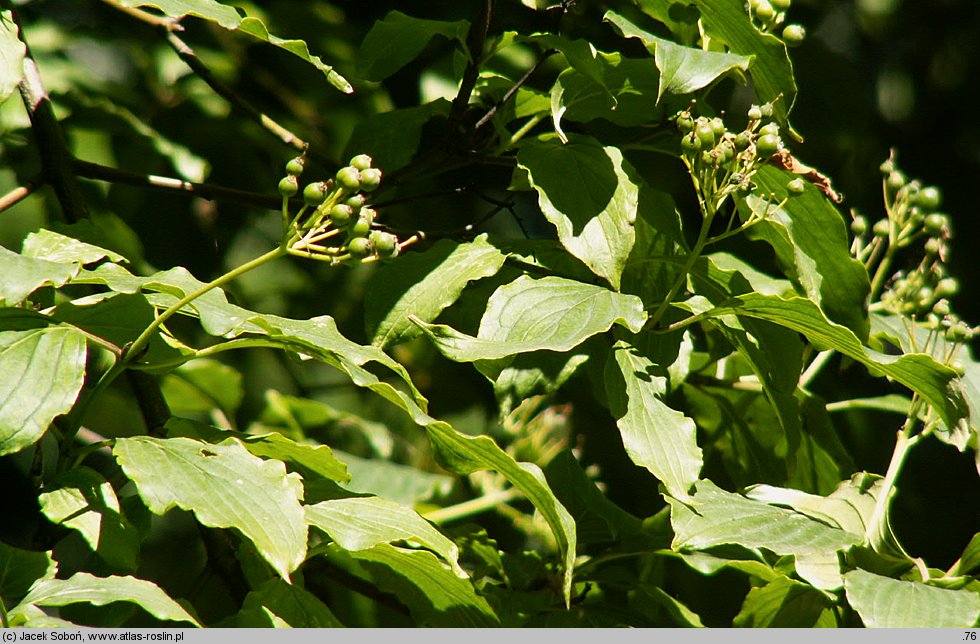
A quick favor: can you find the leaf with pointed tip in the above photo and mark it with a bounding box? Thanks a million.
[21,572,201,626]
[518,136,640,288]
[114,1,351,92]
[22,229,126,265]
[113,436,307,580]
[697,0,796,125]
[366,235,507,349]
[425,421,576,606]
[306,497,464,577]
[39,467,140,572]
[742,165,870,339]
[844,569,980,627]
[605,340,702,502]
[669,480,862,556]
[605,11,752,101]
[0,327,87,456]
[0,245,80,305]
[356,10,469,82]
[415,275,646,362]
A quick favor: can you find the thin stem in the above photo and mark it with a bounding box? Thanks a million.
[125,245,287,362]
[73,159,286,210]
[423,488,523,524]
[504,113,547,150]
[650,205,715,328]
[0,173,43,214]
[799,350,834,388]
[864,398,923,548]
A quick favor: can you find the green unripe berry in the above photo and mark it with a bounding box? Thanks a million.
[285,157,305,177]
[734,131,752,151]
[349,216,372,239]
[370,230,398,257]
[345,194,366,209]
[914,186,941,211]
[303,181,327,206]
[676,111,695,132]
[329,204,353,226]
[932,299,951,317]
[879,159,895,175]
[851,216,868,236]
[681,132,702,153]
[359,207,378,224]
[359,168,383,192]
[951,360,966,376]
[748,105,763,121]
[924,237,942,256]
[924,213,947,235]
[945,322,969,343]
[916,287,934,307]
[336,166,361,192]
[695,122,716,147]
[755,133,780,157]
[701,150,715,166]
[787,177,806,195]
[347,237,372,259]
[754,0,775,21]
[759,122,780,137]
[872,219,890,238]
[782,24,806,46]
[278,175,299,198]
[772,0,791,10]
[349,154,373,171]
[935,278,959,297]
[886,171,905,192]
[710,117,726,138]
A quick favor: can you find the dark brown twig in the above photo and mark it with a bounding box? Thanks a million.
[72,158,284,211]
[449,0,494,123]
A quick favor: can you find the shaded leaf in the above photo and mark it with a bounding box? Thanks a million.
[21,572,201,626]
[113,436,307,580]
[518,136,640,288]
[356,10,469,82]
[605,11,752,101]
[0,541,56,603]
[306,496,463,577]
[241,578,343,627]
[365,235,506,349]
[337,449,453,507]
[734,576,836,627]
[415,275,646,362]
[343,100,450,172]
[844,569,980,628]
[38,467,140,572]
[948,533,980,577]
[0,327,87,456]
[605,340,702,502]
[115,1,351,92]
[159,358,243,417]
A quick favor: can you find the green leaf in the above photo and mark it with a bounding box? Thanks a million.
[486,349,590,417]
[167,417,350,484]
[734,576,837,627]
[949,533,980,577]
[844,569,980,627]
[306,496,464,577]
[365,235,507,349]
[425,420,577,606]
[0,541,56,603]
[160,358,243,417]
[114,1,351,92]
[343,100,450,172]
[0,10,26,105]
[743,165,871,339]
[698,0,796,126]
[669,480,862,556]
[356,10,469,82]
[113,436,307,580]
[22,228,126,265]
[518,136,640,289]
[604,340,702,503]
[337,450,453,507]
[21,572,201,626]
[0,327,87,456]
[0,245,81,305]
[38,467,140,572]
[415,275,646,362]
[240,578,343,627]
[605,11,752,101]
[339,544,500,627]
[698,292,970,434]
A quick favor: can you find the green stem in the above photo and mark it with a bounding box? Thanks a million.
[423,488,523,524]
[864,402,921,548]
[650,202,716,328]
[799,349,834,389]
[125,245,288,363]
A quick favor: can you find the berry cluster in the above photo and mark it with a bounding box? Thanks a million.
[747,0,806,46]
[855,151,976,357]
[277,154,399,263]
